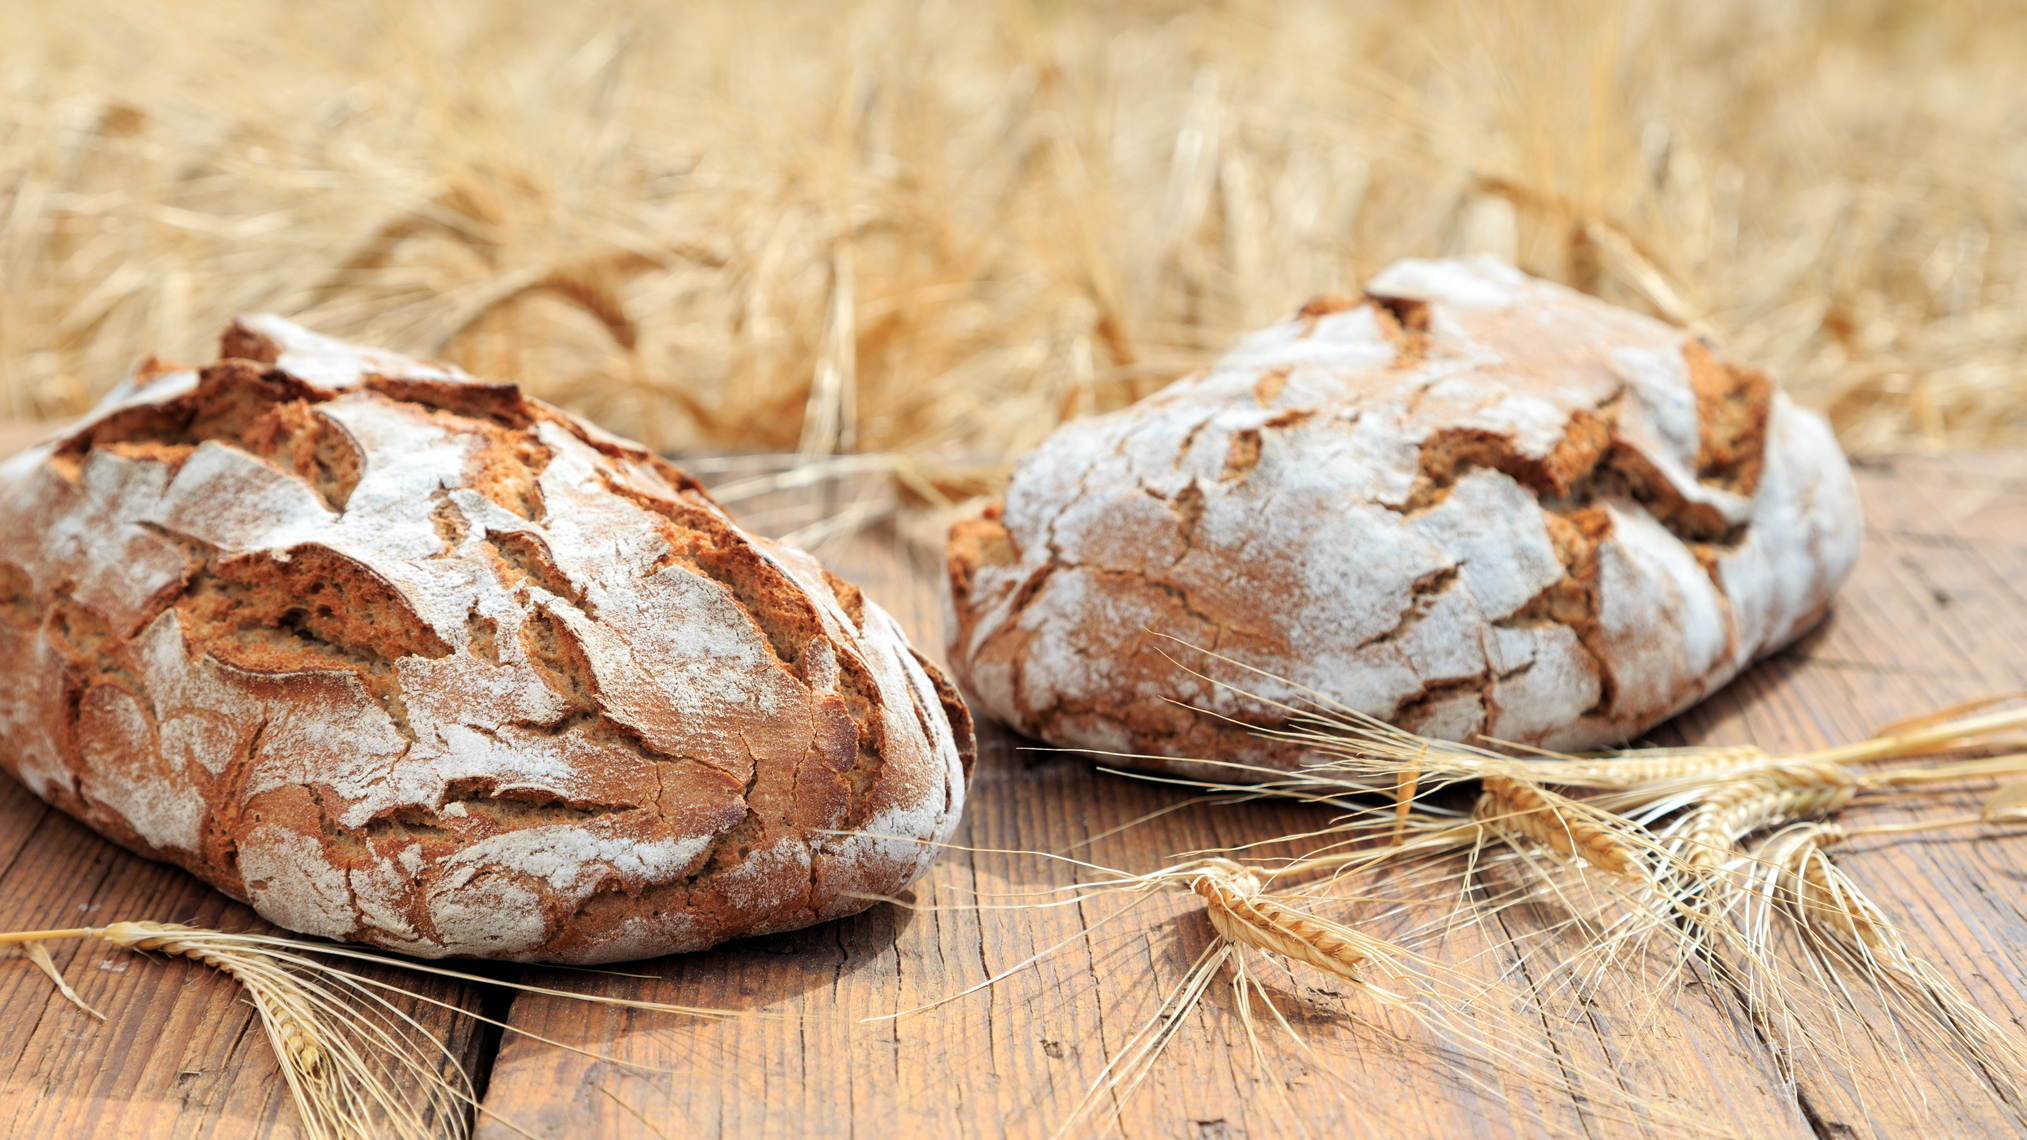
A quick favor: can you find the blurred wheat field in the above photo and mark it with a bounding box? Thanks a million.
[3,0,2024,472]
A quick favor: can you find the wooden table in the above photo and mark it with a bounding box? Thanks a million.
[4,451,2027,1139]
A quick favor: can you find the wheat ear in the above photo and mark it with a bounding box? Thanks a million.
[1187,860,1369,985]
[1475,776,1649,878]
[1527,744,1773,788]
[1670,762,1859,871]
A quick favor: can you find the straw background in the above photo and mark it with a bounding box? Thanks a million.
[3,0,2023,471]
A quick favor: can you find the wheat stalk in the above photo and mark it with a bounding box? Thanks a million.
[1,921,770,1140]
[10,0,2027,468]
[1525,744,1774,787]
[4,923,476,1140]
[1106,656,2027,1117]
[860,837,1728,1139]
[869,667,2027,1135]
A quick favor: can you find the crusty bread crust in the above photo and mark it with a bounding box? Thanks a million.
[947,259,1860,778]
[0,316,974,963]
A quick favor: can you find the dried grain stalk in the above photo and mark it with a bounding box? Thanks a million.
[10,0,2027,478]
[1132,678,2027,1124]
[0,922,762,1140]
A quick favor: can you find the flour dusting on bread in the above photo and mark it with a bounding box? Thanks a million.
[0,316,975,963]
[947,258,1860,775]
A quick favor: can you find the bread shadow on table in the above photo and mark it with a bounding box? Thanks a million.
[1643,600,1994,756]
[542,895,928,1003]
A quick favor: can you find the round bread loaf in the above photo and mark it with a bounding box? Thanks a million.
[0,316,973,963]
[947,258,1860,775]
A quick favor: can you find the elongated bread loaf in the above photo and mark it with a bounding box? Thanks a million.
[947,258,1860,775]
[0,316,973,963]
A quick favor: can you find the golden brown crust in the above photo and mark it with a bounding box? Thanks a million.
[946,259,1861,777]
[0,315,974,962]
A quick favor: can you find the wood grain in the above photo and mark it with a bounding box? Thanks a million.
[6,453,2027,1139]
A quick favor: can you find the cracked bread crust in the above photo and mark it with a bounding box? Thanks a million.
[0,315,975,963]
[947,258,1859,778]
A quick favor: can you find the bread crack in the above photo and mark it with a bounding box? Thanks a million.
[1501,509,1619,719]
[602,477,822,673]
[1168,480,1206,557]
[1093,566,1226,645]
[484,531,588,612]
[366,376,534,430]
[1393,672,1493,736]
[60,359,367,514]
[1399,412,1612,515]
[59,358,333,457]
[440,776,639,825]
[465,604,501,665]
[0,559,44,628]
[1252,367,1290,407]
[443,407,552,520]
[161,542,453,747]
[513,625,755,780]
[1221,430,1262,481]
[1366,293,1432,362]
[1361,566,1461,651]
[44,596,151,700]
[821,570,866,630]
[207,714,269,901]
[1683,339,1772,496]
[182,544,452,665]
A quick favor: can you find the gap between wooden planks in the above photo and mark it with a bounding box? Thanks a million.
[3,453,2026,1139]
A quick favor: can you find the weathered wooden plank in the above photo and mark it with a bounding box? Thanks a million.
[474,519,1810,1140]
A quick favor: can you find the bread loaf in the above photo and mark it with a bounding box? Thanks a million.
[947,258,1860,776]
[0,316,973,963]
